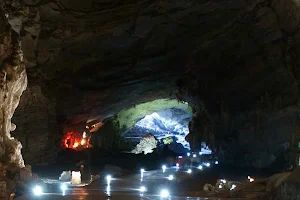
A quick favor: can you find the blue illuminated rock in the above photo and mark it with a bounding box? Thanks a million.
[124,108,192,151]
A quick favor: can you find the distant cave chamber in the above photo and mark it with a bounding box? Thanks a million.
[123,108,192,153]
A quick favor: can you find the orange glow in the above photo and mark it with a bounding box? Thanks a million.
[62,130,91,150]
[73,142,79,148]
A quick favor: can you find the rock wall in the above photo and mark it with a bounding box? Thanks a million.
[215,106,300,169]
[11,85,61,165]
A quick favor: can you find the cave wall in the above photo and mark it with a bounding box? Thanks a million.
[11,85,60,165]
[215,106,300,169]
[179,0,300,167]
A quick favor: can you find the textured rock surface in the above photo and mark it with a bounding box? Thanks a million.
[12,85,60,164]
[28,0,297,125]
[0,5,27,168]
[131,134,157,154]
[216,106,300,169]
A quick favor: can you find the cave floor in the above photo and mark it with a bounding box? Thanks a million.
[15,165,265,200]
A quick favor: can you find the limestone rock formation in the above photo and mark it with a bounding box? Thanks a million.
[131,134,157,155]
[0,21,27,168]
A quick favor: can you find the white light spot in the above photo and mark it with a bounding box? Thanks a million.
[221,179,226,184]
[33,185,43,196]
[160,189,170,198]
[60,184,67,191]
[167,175,174,180]
[162,165,167,173]
[198,165,203,170]
[187,169,192,174]
[106,175,112,184]
[248,176,254,182]
[215,161,219,165]
[230,184,236,190]
[139,186,147,192]
[193,154,197,158]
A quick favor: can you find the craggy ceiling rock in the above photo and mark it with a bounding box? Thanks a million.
[33,0,300,126]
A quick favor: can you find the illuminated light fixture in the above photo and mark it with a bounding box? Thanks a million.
[198,165,203,170]
[140,168,145,182]
[139,186,147,192]
[32,185,43,196]
[160,189,170,198]
[178,156,183,159]
[106,185,111,196]
[215,161,219,165]
[199,152,203,155]
[230,184,237,190]
[176,163,179,167]
[218,185,222,189]
[167,175,174,180]
[220,179,227,184]
[80,139,85,145]
[106,175,112,183]
[162,165,167,173]
[193,154,197,158]
[248,176,254,182]
[187,169,192,174]
[205,163,210,167]
[71,171,81,185]
[187,152,191,157]
[60,184,67,191]
[60,184,67,196]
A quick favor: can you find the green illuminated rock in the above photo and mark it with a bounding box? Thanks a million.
[117,99,191,129]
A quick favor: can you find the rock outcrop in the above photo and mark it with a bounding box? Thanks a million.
[131,134,157,155]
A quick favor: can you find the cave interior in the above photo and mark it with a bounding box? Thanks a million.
[1,0,300,198]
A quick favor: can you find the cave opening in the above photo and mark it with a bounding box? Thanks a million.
[124,108,192,154]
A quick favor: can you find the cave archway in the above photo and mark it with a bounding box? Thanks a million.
[89,99,201,153]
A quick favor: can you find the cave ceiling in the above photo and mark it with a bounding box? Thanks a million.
[8,0,300,127]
